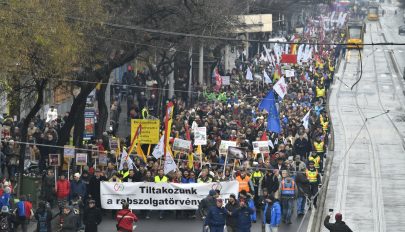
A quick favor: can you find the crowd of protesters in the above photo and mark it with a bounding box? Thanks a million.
[0,4,352,232]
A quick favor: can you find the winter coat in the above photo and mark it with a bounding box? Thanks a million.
[61,211,79,232]
[88,176,107,200]
[247,198,256,221]
[35,208,52,232]
[262,201,281,226]
[70,180,86,199]
[116,209,138,232]
[205,206,227,227]
[225,201,239,227]
[198,195,216,218]
[83,207,102,227]
[233,206,254,231]
[324,216,353,232]
[56,179,70,199]
[262,173,279,195]
[41,176,55,201]
[295,172,311,197]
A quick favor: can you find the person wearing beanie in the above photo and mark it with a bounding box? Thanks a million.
[324,212,353,232]
[225,194,240,232]
[198,190,219,220]
[204,198,228,232]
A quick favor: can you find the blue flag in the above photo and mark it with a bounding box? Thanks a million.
[258,90,281,133]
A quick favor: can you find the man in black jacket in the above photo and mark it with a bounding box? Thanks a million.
[225,194,239,232]
[261,170,279,197]
[293,132,311,160]
[295,167,311,215]
[88,169,107,208]
[83,200,102,232]
[324,213,353,232]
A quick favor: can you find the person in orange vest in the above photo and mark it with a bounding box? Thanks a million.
[279,170,297,224]
[236,170,254,194]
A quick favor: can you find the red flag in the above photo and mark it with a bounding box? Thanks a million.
[281,54,297,64]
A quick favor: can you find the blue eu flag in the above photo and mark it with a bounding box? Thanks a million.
[258,90,281,133]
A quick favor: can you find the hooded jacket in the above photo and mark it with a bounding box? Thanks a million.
[262,201,281,226]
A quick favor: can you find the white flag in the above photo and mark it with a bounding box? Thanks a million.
[302,110,311,129]
[273,77,288,99]
[119,150,134,170]
[246,67,253,81]
[164,153,177,174]
[268,140,274,149]
[263,70,272,84]
[152,136,165,159]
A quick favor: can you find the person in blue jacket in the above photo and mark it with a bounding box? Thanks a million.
[240,190,256,223]
[204,198,227,232]
[233,198,255,232]
[262,195,281,232]
[70,173,87,202]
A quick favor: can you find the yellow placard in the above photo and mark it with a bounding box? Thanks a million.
[131,119,160,144]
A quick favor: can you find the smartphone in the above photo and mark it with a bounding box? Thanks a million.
[329,209,333,212]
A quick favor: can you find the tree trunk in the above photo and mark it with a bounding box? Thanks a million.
[95,82,108,138]
[17,79,47,196]
[73,100,86,147]
[58,84,94,147]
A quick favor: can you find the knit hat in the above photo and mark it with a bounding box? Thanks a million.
[209,190,216,196]
[335,213,342,221]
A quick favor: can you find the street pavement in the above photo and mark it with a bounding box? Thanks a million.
[95,208,309,232]
[324,2,405,231]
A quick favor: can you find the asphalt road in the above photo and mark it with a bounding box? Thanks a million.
[94,208,309,232]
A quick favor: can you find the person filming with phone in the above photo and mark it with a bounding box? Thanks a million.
[324,209,353,232]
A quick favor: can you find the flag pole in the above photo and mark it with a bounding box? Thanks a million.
[223,152,228,175]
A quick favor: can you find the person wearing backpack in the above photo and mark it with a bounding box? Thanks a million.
[0,206,13,232]
[13,195,33,232]
[34,201,52,232]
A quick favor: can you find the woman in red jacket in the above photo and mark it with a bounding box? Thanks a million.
[55,173,70,213]
[116,202,138,232]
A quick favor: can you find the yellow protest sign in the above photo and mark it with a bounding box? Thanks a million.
[131,119,160,144]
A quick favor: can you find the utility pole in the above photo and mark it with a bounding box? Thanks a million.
[188,46,193,106]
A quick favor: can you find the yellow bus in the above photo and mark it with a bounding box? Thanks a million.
[347,21,365,49]
[367,5,379,21]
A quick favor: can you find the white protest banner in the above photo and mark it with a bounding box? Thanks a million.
[302,110,311,129]
[285,69,295,77]
[219,140,237,155]
[194,127,207,145]
[100,181,239,210]
[252,141,270,154]
[221,76,230,86]
[172,138,192,153]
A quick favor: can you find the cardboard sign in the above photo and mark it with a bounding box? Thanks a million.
[172,138,192,153]
[131,119,160,144]
[76,153,88,166]
[219,140,237,155]
[49,154,60,166]
[252,141,270,153]
[194,127,207,145]
[64,146,75,159]
[221,76,230,85]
